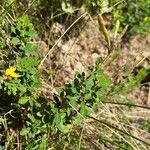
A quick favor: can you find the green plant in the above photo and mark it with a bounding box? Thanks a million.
[56,60,112,127]
[0,14,41,148]
[1,1,150,149]
[110,66,150,99]
[0,14,40,102]
[112,0,150,34]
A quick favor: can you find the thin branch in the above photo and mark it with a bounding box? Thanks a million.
[103,101,150,109]
[88,115,150,147]
[39,12,88,68]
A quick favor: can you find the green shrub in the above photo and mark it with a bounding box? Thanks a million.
[0,15,40,102]
[56,60,112,128]
[112,0,150,34]
[0,14,41,148]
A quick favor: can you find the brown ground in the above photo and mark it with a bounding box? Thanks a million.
[37,15,150,149]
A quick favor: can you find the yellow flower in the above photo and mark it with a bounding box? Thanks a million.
[5,67,21,78]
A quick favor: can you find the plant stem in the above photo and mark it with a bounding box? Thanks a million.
[88,115,150,147]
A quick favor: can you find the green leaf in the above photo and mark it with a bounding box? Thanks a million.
[20,127,30,135]
[80,102,93,116]
[21,43,37,53]
[67,95,79,107]
[19,97,29,105]
[97,74,111,87]
[85,79,94,90]
[55,112,62,126]
[61,1,74,13]
[11,37,20,45]
[0,145,4,150]
[13,15,37,38]
[101,0,109,13]
[84,92,91,101]
[27,114,36,123]
[17,56,39,71]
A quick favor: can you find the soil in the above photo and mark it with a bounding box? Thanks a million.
[38,16,150,104]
